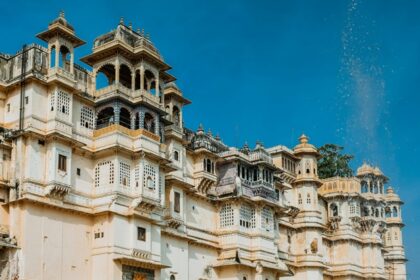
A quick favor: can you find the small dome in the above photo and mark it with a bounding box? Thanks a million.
[385,186,401,202]
[293,134,319,156]
[49,11,74,31]
[165,82,180,90]
[356,162,375,176]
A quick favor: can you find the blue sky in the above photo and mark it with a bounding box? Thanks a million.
[2,0,419,278]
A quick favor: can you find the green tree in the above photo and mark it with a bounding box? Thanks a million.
[317,144,354,179]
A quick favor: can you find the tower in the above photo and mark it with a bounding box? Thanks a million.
[384,186,407,280]
[37,11,85,74]
[291,134,325,280]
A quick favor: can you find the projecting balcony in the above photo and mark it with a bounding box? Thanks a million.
[241,179,277,202]
[94,84,162,107]
[193,170,217,194]
[92,124,161,153]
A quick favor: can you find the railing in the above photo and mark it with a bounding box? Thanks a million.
[93,124,160,142]
[249,150,273,164]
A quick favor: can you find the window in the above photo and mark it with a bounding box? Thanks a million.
[392,206,398,217]
[119,162,130,187]
[25,96,29,105]
[80,106,94,129]
[137,227,146,241]
[58,154,67,172]
[174,150,179,161]
[6,104,10,112]
[95,161,114,187]
[298,193,302,205]
[306,193,311,204]
[76,168,81,176]
[394,231,398,241]
[174,192,181,213]
[350,204,356,215]
[57,91,70,116]
[94,232,104,239]
[220,204,234,228]
[239,204,255,229]
[261,207,273,231]
[170,276,176,280]
[38,140,45,146]
[330,203,339,217]
[143,163,156,190]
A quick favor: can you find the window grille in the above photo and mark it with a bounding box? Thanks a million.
[134,165,140,187]
[306,193,311,204]
[143,163,156,189]
[262,207,273,231]
[220,204,234,228]
[50,92,55,111]
[95,161,114,187]
[81,106,94,129]
[119,162,130,186]
[350,204,356,215]
[239,204,256,229]
[57,90,70,116]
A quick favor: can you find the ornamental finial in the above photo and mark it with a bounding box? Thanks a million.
[120,17,124,25]
[299,134,309,144]
[59,10,65,18]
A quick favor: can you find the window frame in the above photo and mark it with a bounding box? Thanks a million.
[58,154,67,172]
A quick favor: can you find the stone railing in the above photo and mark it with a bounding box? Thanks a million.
[93,124,160,142]
[319,177,361,195]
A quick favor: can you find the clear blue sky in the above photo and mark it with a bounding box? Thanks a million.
[2,0,419,278]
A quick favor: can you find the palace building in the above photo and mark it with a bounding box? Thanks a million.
[0,13,406,280]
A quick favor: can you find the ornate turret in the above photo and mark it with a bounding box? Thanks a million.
[293,134,321,186]
[37,11,85,74]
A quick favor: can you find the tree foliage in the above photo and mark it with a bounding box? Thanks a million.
[317,144,354,179]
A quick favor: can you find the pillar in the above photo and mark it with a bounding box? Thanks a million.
[55,44,60,69]
[113,103,120,125]
[70,52,74,74]
[131,72,135,91]
[115,61,120,85]
[155,76,160,97]
[140,66,145,91]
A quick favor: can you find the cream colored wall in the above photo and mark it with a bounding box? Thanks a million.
[17,203,92,280]
[160,235,189,279]
[186,195,216,231]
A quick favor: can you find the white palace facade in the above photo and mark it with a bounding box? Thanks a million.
[0,13,407,280]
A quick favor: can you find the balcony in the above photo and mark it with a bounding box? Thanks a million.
[193,170,217,194]
[163,208,184,229]
[92,124,161,153]
[94,83,161,108]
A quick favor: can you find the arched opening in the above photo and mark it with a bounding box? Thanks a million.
[96,107,115,129]
[375,209,379,217]
[392,206,398,217]
[362,207,369,217]
[143,112,155,133]
[170,276,175,280]
[134,112,140,130]
[119,107,131,129]
[96,64,116,90]
[361,181,368,193]
[144,70,156,94]
[373,183,378,194]
[385,207,391,218]
[50,46,57,68]
[119,64,132,89]
[369,181,373,193]
[173,106,180,126]
[134,70,141,90]
[59,45,70,71]
[330,203,338,217]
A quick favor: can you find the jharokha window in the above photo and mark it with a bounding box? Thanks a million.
[58,154,67,172]
[174,191,181,213]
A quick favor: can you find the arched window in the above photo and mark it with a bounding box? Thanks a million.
[144,70,156,94]
[394,231,398,240]
[298,193,302,205]
[349,203,356,215]
[361,181,368,193]
[134,69,141,90]
[170,275,175,280]
[143,112,155,133]
[119,107,131,129]
[373,182,378,194]
[392,206,398,217]
[59,45,70,71]
[50,45,56,68]
[173,106,180,126]
[96,107,115,129]
[330,203,338,217]
[96,64,116,90]
[362,207,369,217]
[375,209,379,217]
[174,150,180,162]
[134,112,140,130]
[385,207,391,218]
[306,193,311,204]
[119,64,132,89]
[369,181,373,193]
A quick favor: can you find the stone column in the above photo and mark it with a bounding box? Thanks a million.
[155,75,160,97]
[70,51,74,74]
[55,44,60,69]
[113,103,120,125]
[115,61,120,85]
[131,72,135,92]
[140,66,145,91]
